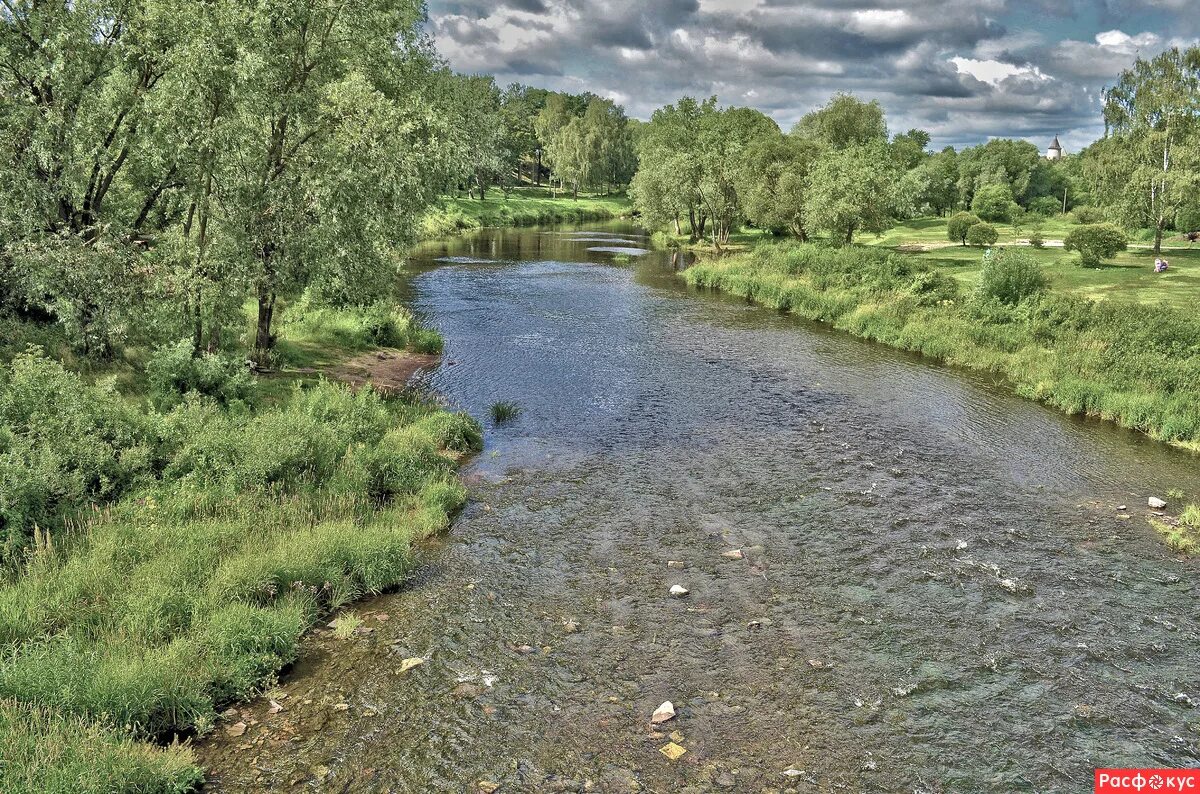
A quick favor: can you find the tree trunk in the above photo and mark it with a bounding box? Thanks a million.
[1154,218,1165,255]
[535,150,542,186]
[673,215,682,236]
[254,286,277,355]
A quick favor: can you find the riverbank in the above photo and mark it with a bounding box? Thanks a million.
[682,241,1200,454]
[419,188,631,239]
[0,309,480,791]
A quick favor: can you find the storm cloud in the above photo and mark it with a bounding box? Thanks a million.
[426,0,1199,151]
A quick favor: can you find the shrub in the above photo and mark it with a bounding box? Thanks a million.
[976,248,1047,305]
[1071,206,1105,224]
[1064,223,1129,267]
[1028,225,1046,249]
[966,222,999,247]
[947,212,981,246]
[1028,196,1063,217]
[971,184,1017,222]
[146,339,254,409]
[0,351,158,555]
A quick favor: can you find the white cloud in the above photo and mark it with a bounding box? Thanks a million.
[950,57,1048,86]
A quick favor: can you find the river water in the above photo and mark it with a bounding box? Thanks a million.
[197,223,1199,793]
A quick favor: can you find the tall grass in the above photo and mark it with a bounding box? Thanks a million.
[684,241,1200,448]
[0,359,482,789]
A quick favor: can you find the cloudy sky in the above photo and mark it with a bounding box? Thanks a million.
[425,0,1198,152]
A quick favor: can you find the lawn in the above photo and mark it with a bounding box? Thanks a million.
[865,216,1200,309]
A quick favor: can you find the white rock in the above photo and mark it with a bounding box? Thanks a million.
[669,584,689,598]
[650,701,676,724]
[1149,497,1167,509]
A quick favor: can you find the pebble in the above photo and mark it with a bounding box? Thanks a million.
[650,701,676,724]
[721,549,745,560]
[1149,496,1167,509]
[669,584,689,598]
[667,560,686,569]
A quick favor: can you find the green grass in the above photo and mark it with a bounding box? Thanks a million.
[1152,504,1200,554]
[0,699,201,794]
[420,186,631,239]
[864,216,1200,309]
[489,400,521,424]
[0,354,483,789]
[682,241,1200,451]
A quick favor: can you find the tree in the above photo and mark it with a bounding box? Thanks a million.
[891,128,931,170]
[738,133,822,240]
[955,139,1041,208]
[694,105,780,249]
[443,74,504,200]
[1101,47,1200,254]
[971,183,1018,222]
[1064,223,1129,266]
[805,142,899,245]
[793,93,888,148]
[629,97,710,238]
[966,222,999,247]
[947,212,981,245]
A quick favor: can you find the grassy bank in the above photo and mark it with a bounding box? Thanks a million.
[682,242,1200,450]
[420,187,631,239]
[0,309,481,791]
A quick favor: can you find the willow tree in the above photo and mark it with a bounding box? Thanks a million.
[211,0,450,356]
[1102,46,1200,254]
[629,97,710,237]
[805,142,900,245]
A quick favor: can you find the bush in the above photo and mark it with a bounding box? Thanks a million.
[146,339,254,409]
[0,351,158,556]
[976,248,1047,305]
[1071,206,1105,224]
[1064,223,1129,267]
[947,212,982,246]
[1028,226,1046,249]
[1028,196,1063,217]
[971,184,1018,222]
[966,222,999,247]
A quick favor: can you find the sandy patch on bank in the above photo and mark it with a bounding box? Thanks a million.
[326,348,440,394]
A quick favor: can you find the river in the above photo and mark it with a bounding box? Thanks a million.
[197,222,1199,793]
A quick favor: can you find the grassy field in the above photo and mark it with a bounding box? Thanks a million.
[865,216,1200,309]
[420,186,632,239]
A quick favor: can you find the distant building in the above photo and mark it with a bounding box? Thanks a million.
[1046,135,1063,161]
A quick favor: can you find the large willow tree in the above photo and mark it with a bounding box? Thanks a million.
[1,0,456,357]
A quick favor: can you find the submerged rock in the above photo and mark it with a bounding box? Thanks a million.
[721,549,745,560]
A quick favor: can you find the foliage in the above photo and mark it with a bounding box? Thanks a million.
[1093,46,1200,253]
[966,222,999,247]
[971,183,1018,222]
[948,212,982,245]
[1071,206,1106,224]
[0,378,474,785]
[976,248,1047,305]
[0,352,158,557]
[1064,223,1130,266]
[792,94,888,147]
[147,340,254,409]
[805,142,900,244]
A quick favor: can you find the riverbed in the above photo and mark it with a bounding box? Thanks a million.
[196,222,1199,792]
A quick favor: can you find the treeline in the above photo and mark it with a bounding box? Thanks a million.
[630,93,1078,248]
[454,83,637,199]
[632,46,1200,253]
[0,2,636,365]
